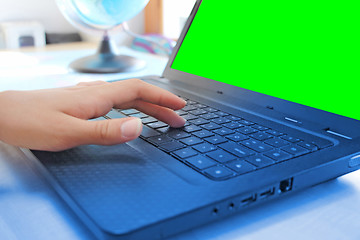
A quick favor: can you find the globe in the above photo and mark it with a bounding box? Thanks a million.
[56,0,150,73]
[71,0,149,29]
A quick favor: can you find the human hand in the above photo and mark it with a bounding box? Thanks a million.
[0,79,186,151]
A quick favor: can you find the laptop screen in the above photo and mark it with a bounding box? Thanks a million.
[171,0,359,121]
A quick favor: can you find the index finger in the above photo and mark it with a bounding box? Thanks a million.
[97,79,186,110]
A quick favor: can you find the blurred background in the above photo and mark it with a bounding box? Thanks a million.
[0,0,196,50]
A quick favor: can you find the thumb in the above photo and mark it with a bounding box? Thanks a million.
[83,117,143,146]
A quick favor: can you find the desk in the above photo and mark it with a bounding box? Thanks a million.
[1,43,360,240]
[0,42,167,91]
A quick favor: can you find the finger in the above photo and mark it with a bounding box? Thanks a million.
[132,100,186,128]
[66,117,143,148]
[99,79,186,110]
[76,81,108,87]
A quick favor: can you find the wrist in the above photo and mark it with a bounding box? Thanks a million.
[0,91,14,142]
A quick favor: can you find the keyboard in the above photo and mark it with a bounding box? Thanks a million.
[105,97,334,181]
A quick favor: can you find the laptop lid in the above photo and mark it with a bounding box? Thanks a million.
[163,0,360,138]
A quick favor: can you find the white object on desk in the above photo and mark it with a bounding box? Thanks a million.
[0,21,46,49]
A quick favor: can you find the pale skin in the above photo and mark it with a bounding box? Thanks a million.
[0,79,186,151]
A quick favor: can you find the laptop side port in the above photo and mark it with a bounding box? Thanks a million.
[279,178,294,193]
[212,207,219,216]
[259,187,275,199]
[228,202,235,210]
[240,194,257,206]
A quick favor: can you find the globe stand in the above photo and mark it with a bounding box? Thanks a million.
[70,33,146,73]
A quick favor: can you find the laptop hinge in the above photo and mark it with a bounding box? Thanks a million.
[325,129,352,140]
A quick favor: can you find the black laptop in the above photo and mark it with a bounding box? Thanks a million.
[25,0,360,239]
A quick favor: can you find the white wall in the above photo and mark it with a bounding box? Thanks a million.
[0,0,75,33]
[163,0,196,39]
[0,0,145,45]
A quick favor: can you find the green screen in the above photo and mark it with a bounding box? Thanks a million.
[171,0,360,120]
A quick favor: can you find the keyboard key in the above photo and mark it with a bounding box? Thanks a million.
[211,117,231,124]
[225,133,249,142]
[157,122,188,134]
[204,166,234,180]
[182,114,198,120]
[141,126,161,138]
[141,117,158,124]
[159,141,185,152]
[167,130,191,139]
[223,122,244,130]
[226,115,241,121]
[192,143,217,153]
[264,150,292,162]
[297,141,318,152]
[182,105,197,111]
[148,135,173,145]
[203,107,218,113]
[173,148,198,159]
[250,132,273,141]
[106,110,127,119]
[219,142,255,158]
[215,111,229,117]
[193,103,207,109]
[183,125,202,133]
[226,160,256,174]
[266,129,285,137]
[180,136,203,146]
[238,119,255,126]
[201,113,219,120]
[147,121,168,129]
[189,109,208,116]
[192,130,214,138]
[244,155,275,168]
[241,139,273,153]
[185,156,217,170]
[129,112,148,118]
[120,109,139,115]
[280,135,302,143]
[205,135,228,145]
[202,123,221,131]
[186,100,198,105]
[175,109,187,116]
[206,150,237,163]
[251,125,269,131]
[264,138,289,148]
[183,121,191,126]
[213,127,235,136]
[156,127,171,133]
[237,126,258,135]
[281,144,310,156]
[189,118,209,125]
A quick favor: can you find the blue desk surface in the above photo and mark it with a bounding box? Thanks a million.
[1,44,360,240]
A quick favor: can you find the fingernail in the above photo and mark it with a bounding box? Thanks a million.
[121,118,142,139]
[171,117,187,128]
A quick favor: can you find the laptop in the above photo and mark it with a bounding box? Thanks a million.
[23,0,360,239]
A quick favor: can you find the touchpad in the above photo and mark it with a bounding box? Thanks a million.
[31,143,187,192]
[31,144,197,233]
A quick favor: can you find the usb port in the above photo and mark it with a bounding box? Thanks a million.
[259,187,275,199]
[240,194,257,206]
